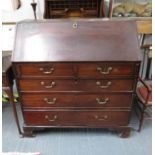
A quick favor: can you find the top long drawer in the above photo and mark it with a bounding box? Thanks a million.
[13,62,137,78]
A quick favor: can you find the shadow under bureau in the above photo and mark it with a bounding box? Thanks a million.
[12,19,141,138]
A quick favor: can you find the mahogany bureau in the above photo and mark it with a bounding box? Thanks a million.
[12,19,141,137]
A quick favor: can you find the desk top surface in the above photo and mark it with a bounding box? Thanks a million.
[12,19,141,62]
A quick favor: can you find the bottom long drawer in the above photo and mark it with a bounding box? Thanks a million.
[23,110,130,127]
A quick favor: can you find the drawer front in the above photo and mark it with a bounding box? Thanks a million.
[78,63,135,77]
[15,62,135,78]
[23,110,130,126]
[21,93,133,108]
[18,79,134,92]
[15,63,75,77]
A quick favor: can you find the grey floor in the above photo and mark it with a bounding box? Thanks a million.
[2,103,152,155]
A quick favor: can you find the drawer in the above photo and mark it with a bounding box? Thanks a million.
[23,110,130,126]
[15,62,135,78]
[78,63,135,77]
[15,63,75,77]
[21,93,133,108]
[18,79,134,92]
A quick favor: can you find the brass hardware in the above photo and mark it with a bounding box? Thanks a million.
[45,115,58,122]
[97,67,112,75]
[96,81,111,89]
[94,115,108,121]
[96,97,109,104]
[72,22,78,29]
[39,67,54,74]
[40,81,56,88]
[44,97,57,104]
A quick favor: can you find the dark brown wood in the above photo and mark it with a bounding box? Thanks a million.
[14,63,75,77]
[78,63,135,77]
[13,62,136,78]
[20,92,133,108]
[18,79,134,92]
[99,0,105,17]
[23,127,35,137]
[23,110,130,126]
[12,20,141,62]
[136,78,152,132]
[146,58,152,79]
[12,20,141,137]
[119,127,131,138]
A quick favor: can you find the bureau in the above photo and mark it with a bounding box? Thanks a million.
[12,19,141,137]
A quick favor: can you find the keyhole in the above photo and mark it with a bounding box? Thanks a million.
[72,23,78,29]
[74,79,78,84]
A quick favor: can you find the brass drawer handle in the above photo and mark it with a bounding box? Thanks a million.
[40,81,56,88]
[96,81,111,89]
[97,67,112,75]
[45,115,58,122]
[94,115,108,121]
[44,97,57,104]
[96,97,109,104]
[39,67,54,74]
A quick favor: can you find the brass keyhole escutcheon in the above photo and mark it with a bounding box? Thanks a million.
[72,22,78,29]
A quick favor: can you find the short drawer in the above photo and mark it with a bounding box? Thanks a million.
[14,63,75,77]
[21,93,133,108]
[23,110,130,126]
[78,63,135,77]
[18,79,134,92]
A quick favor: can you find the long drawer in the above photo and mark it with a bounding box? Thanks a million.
[23,110,130,126]
[18,79,134,92]
[14,62,135,78]
[21,93,133,108]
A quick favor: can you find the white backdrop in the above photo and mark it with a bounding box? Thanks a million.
[2,0,45,22]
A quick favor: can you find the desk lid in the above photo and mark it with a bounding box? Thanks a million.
[12,19,141,62]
